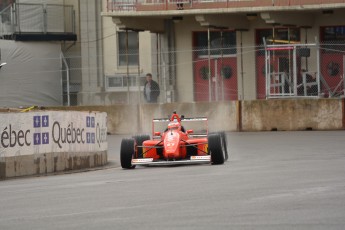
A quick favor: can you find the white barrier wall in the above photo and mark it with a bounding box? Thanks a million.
[0,111,107,179]
[0,111,107,157]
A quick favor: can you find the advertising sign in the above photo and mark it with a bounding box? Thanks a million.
[0,111,107,157]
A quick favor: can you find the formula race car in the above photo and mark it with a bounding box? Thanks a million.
[120,112,228,169]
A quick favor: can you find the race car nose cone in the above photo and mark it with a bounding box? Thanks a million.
[164,131,180,158]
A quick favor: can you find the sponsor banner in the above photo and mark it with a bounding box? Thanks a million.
[0,111,107,157]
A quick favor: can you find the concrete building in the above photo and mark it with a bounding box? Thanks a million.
[101,0,345,102]
[61,0,157,105]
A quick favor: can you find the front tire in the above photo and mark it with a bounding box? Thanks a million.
[208,133,225,165]
[132,134,150,158]
[120,138,136,169]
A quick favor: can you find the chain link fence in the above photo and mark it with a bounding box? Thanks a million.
[1,40,344,107]
[62,40,345,106]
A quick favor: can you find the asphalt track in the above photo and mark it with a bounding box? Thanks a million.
[0,131,345,230]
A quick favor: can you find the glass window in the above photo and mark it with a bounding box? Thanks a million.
[255,28,300,55]
[256,28,300,45]
[118,31,139,66]
[194,31,236,57]
[320,26,345,53]
[321,26,345,41]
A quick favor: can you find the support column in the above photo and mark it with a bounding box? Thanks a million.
[79,0,104,105]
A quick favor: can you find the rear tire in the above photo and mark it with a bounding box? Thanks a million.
[132,135,150,158]
[208,133,224,165]
[220,131,228,161]
[120,138,136,169]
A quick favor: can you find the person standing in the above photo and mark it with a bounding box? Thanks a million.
[143,73,160,103]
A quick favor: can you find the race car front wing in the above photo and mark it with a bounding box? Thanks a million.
[131,155,211,166]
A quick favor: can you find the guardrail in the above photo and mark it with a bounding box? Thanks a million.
[106,0,345,12]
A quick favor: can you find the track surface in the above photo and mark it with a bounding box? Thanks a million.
[1,131,345,229]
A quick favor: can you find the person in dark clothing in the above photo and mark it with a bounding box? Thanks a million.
[143,73,160,103]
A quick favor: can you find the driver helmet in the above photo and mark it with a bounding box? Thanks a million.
[167,121,180,130]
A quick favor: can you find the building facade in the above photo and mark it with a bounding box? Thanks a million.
[102,0,345,102]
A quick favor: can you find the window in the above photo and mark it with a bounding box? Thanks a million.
[256,28,300,45]
[256,28,300,55]
[105,74,146,92]
[321,26,345,42]
[118,31,139,66]
[194,31,236,57]
[320,26,345,53]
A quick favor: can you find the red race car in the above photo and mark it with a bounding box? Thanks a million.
[120,112,228,169]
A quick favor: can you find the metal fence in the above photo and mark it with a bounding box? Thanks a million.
[258,42,345,99]
[60,40,345,105]
[1,41,344,106]
[0,3,75,37]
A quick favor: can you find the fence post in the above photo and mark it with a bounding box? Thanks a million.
[237,100,242,131]
[316,37,321,96]
[343,98,345,130]
[293,45,297,96]
[61,53,70,106]
[207,27,212,102]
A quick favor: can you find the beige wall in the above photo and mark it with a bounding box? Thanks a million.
[102,0,155,89]
[236,29,256,100]
[101,2,157,104]
[102,22,155,77]
[175,16,204,102]
[75,0,154,105]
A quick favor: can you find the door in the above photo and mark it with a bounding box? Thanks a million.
[194,57,238,101]
[321,53,344,96]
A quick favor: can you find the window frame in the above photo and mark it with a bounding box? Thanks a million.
[117,31,139,67]
[192,30,237,59]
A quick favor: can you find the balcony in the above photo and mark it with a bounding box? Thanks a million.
[0,3,76,41]
[106,0,345,12]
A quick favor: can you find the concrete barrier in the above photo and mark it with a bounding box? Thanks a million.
[242,99,343,131]
[0,111,108,180]
[139,101,238,134]
[52,99,344,134]
[53,101,238,134]
[2,99,340,179]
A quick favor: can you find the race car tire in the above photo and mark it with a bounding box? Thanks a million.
[120,138,136,169]
[132,134,150,158]
[208,133,225,165]
[220,131,229,161]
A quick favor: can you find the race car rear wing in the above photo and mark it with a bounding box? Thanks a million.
[152,117,208,122]
[152,116,208,138]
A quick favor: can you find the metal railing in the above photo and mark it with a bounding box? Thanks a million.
[0,3,75,37]
[106,0,345,12]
